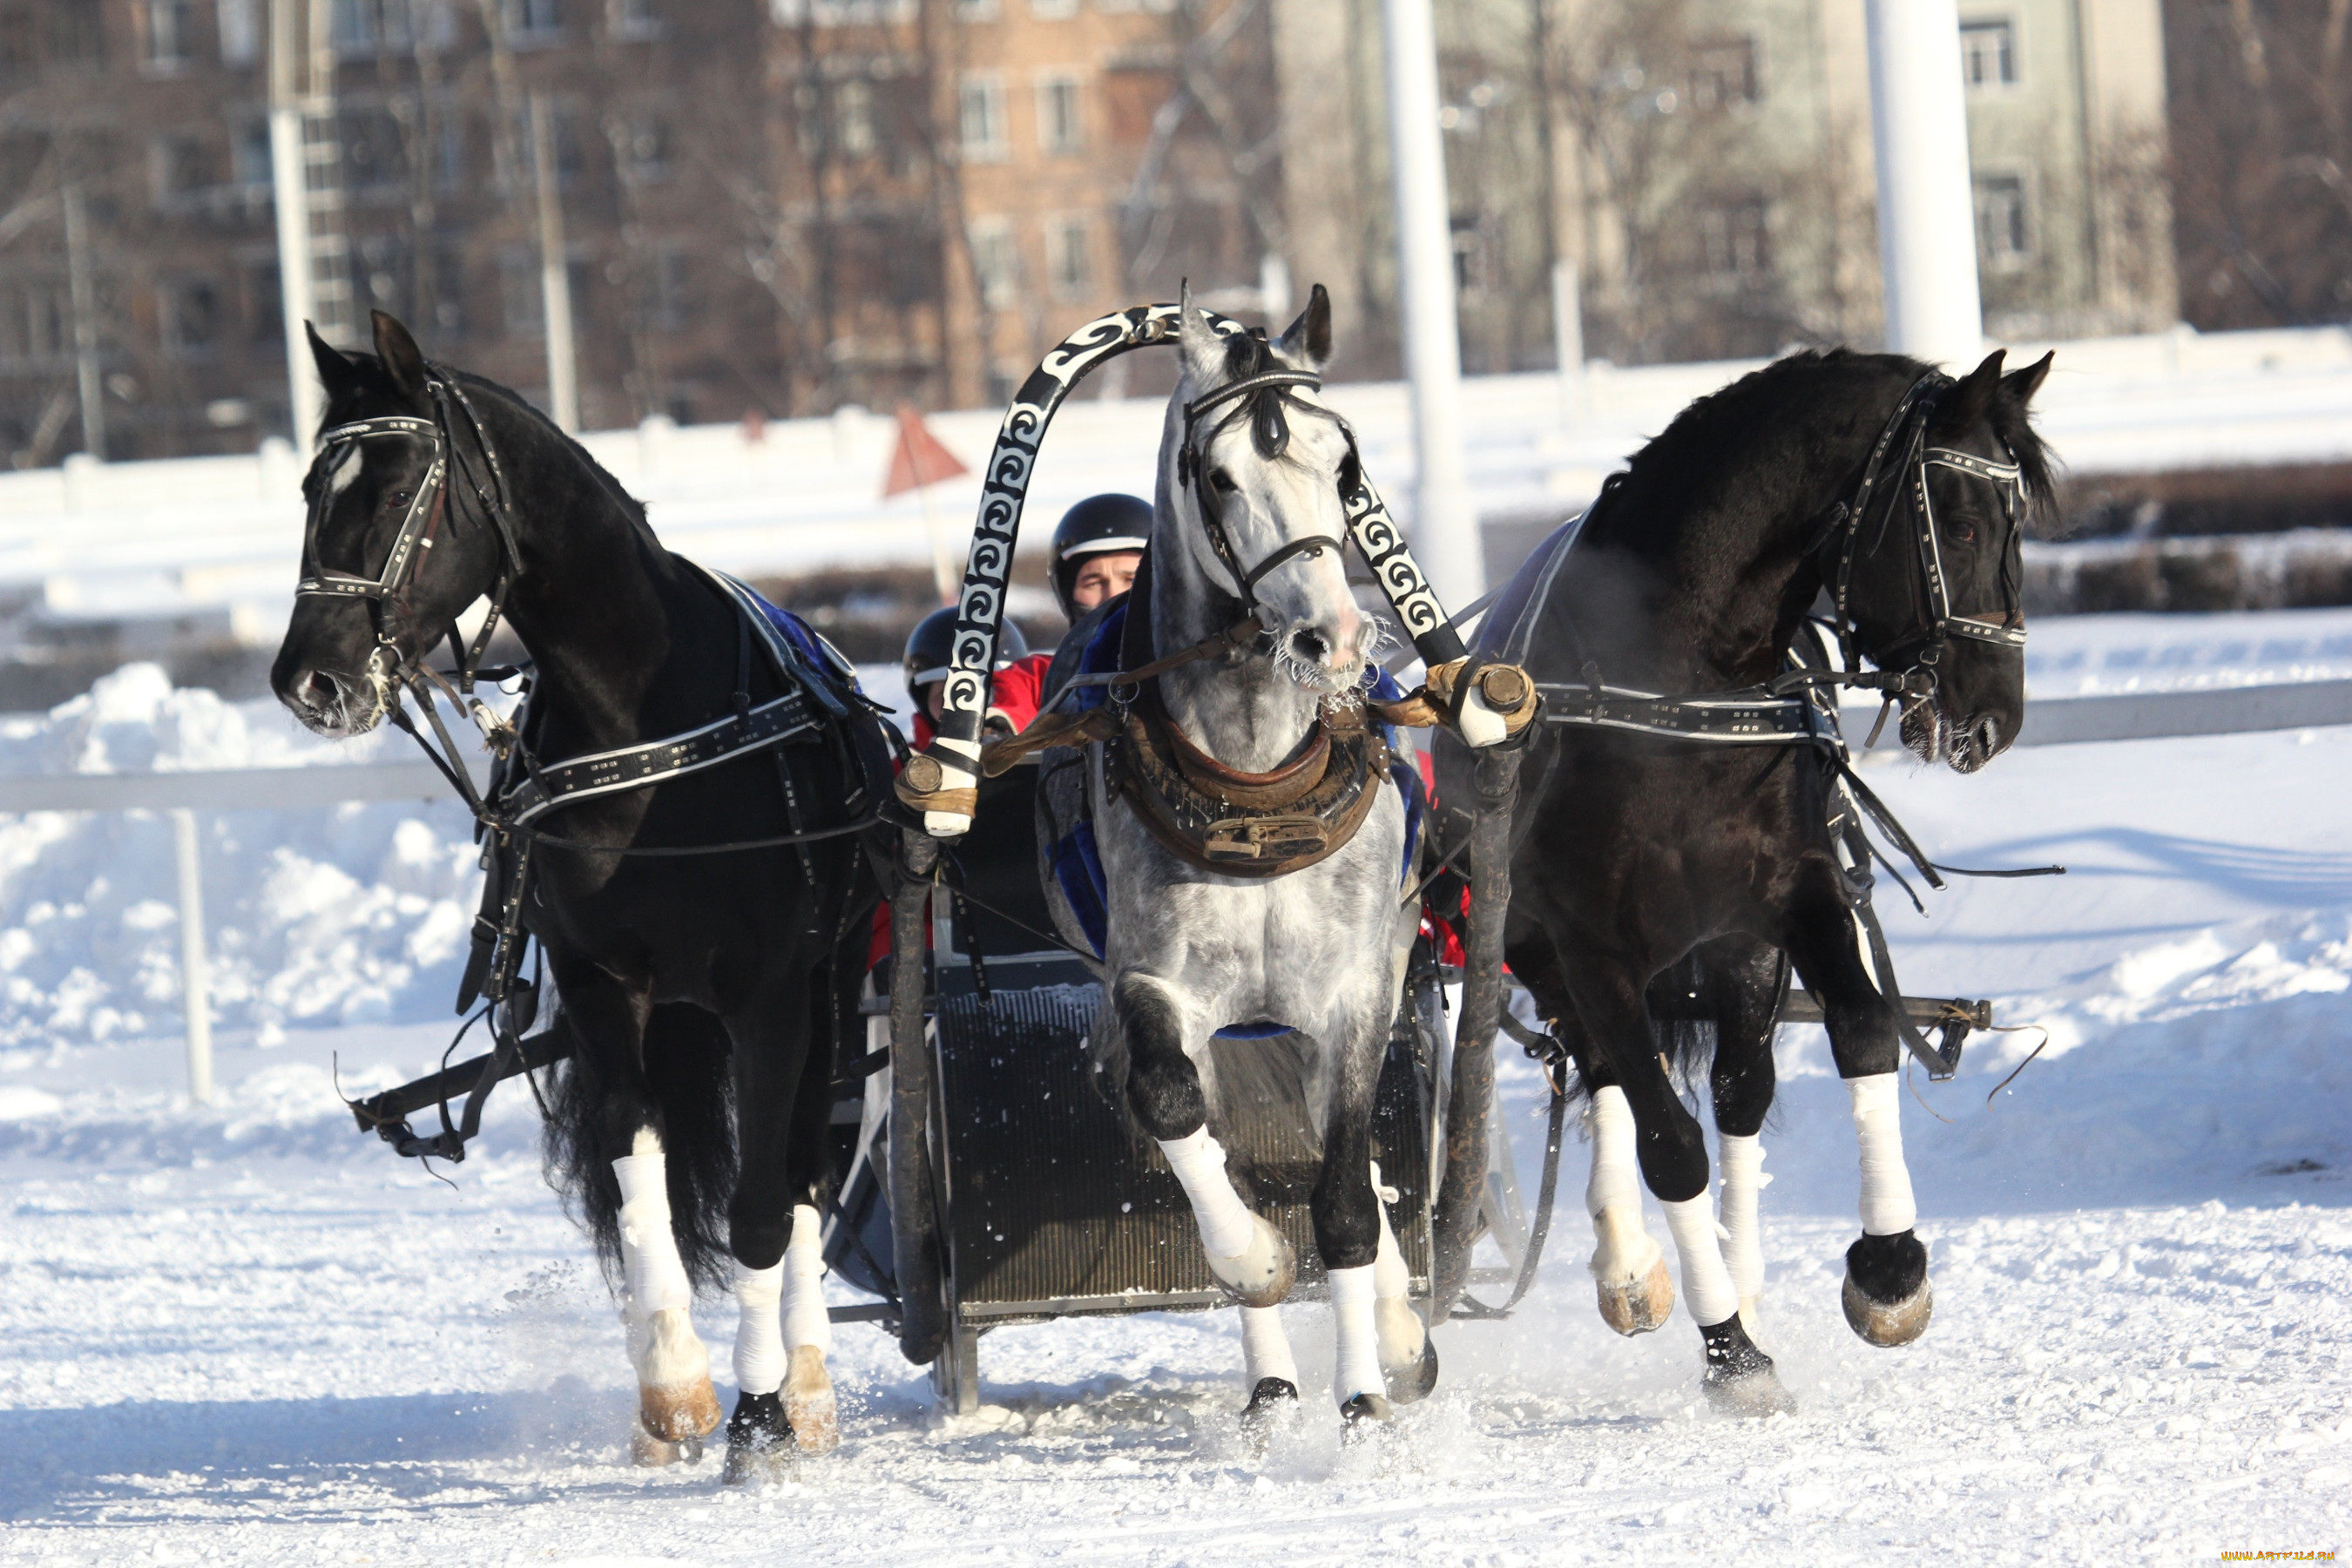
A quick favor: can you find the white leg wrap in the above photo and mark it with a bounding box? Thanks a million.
[781,1203,832,1354]
[1717,1133,1767,1308]
[1584,1085,1643,1218]
[733,1260,785,1396]
[1846,1073,1918,1235]
[1328,1264,1383,1405]
[612,1150,693,1318]
[1660,1194,1741,1328]
[1369,1160,1409,1301]
[1240,1305,1299,1389]
[1369,1160,1426,1369]
[1159,1126,1258,1260]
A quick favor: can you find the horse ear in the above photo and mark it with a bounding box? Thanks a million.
[2003,350,2054,407]
[1177,280,1226,384]
[371,309,428,400]
[308,322,361,402]
[1945,348,2007,428]
[1276,283,1333,369]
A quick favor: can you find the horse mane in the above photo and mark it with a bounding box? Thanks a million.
[1614,348,2061,533]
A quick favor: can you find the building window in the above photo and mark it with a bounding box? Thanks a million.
[144,0,195,70]
[46,3,105,67]
[647,246,688,330]
[1450,218,1486,296]
[1975,172,2033,268]
[331,0,419,55]
[247,261,283,342]
[611,0,659,40]
[163,279,222,356]
[504,0,560,43]
[954,0,1000,19]
[152,133,214,203]
[1037,75,1082,156]
[836,79,875,157]
[231,118,273,189]
[1030,0,1075,17]
[959,75,1008,163]
[1045,215,1090,298]
[1700,199,1770,279]
[1688,37,1757,112]
[968,218,1018,310]
[217,0,260,64]
[1959,19,2016,89]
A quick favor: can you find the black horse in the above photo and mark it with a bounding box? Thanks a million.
[1441,348,2055,1410]
[272,312,890,1477]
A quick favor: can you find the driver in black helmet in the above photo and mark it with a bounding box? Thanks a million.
[902,606,1033,748]
[1049,493,1151,623]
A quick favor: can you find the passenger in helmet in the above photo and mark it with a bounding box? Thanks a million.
[1050,494,1152,621]
[902,605,1041,747]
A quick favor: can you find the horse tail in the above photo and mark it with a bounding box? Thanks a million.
[1646,946,1721,1090]
[541,1001,739,1297]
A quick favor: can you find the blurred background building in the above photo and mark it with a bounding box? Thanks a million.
[7,0,2342,460]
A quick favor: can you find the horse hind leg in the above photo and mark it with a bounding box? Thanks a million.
[779,1203,838,1452]
[614,1130,724,1456]
[1707,934,1787,1335]
[1585,1083,1676,1335]
[1369,1159,1437,1405]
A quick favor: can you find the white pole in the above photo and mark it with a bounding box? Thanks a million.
[171,809,214,1106]
[530,90,579,434]
[1865,0,1985,367]
[1379,0,1483,604]
[268,0,320,444]
[1551,259,1583,423]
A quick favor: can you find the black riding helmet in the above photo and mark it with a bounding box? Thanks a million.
[1050,494,1152,621]
[902,605,1029,693]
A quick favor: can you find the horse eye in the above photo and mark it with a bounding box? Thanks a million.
[1947,517,1977,545]
[1208,468,1238,495]
[385,490,412,510]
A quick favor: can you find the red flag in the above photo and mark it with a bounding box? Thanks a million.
[882,402,969,497]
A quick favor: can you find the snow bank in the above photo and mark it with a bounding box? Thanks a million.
[0,665,482,1050]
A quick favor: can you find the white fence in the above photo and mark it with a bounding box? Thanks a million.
[1,675,2344,1105]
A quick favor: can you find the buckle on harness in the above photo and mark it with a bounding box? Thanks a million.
[1202,813,1328,862]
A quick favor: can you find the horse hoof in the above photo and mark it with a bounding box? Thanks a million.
[783,1346,839,1456]
[1239,1375,1300,1448]
[1339,1392,1394,1434]
[1210,1215,1297,1309]
[1596,1256,1677,1336]
[630,1416,706,1468]
[1843,1231,1932,1346]
[1842,1271,1933,1346]
[1700,1315,1795,1418]
[1378,1309,1439,1407]
[639,1375,724,1443]
[722,1392,795,1486]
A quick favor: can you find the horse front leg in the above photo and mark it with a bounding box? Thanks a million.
[1512,936,1673,1335]
[559,962,724,1463]
[720,974,839,1483]
[1563,956,1792,1415]
[1114,972,1299,1396]
[1700,934,1788,1334]
[1785,896,1933,1348]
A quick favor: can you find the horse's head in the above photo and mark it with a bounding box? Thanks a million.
[1161,284,1370,693]
[272,311,510,738]
[1844,348,2056,773]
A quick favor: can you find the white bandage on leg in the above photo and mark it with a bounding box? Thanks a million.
[781,1203,831,1355]
[1846,1073,1918,1236]
[1369,1161,1409,1301]
[1369,1160,1427,1371]
[1585,1085,1642,1219]
[1240,1305,1299,1389]
[612,1150,693,1317]
[1717,1133,1767,1309]
[1660,1194,1742,1328]
[733,1260,785,1396]
[1158,1126,1258,1260]
[1328,1264,1383,1404]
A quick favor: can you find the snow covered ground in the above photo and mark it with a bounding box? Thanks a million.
[0,623,2348,1564]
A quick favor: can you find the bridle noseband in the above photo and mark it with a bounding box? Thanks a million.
[296,370,525,700]
[1175,348,1355,616]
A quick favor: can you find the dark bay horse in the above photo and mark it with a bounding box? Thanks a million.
[1442,348,2055,1410]
[272,312,890,1477]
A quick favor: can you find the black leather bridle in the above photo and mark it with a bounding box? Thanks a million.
[1173,348,1357,617]
[296,369,525,701]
